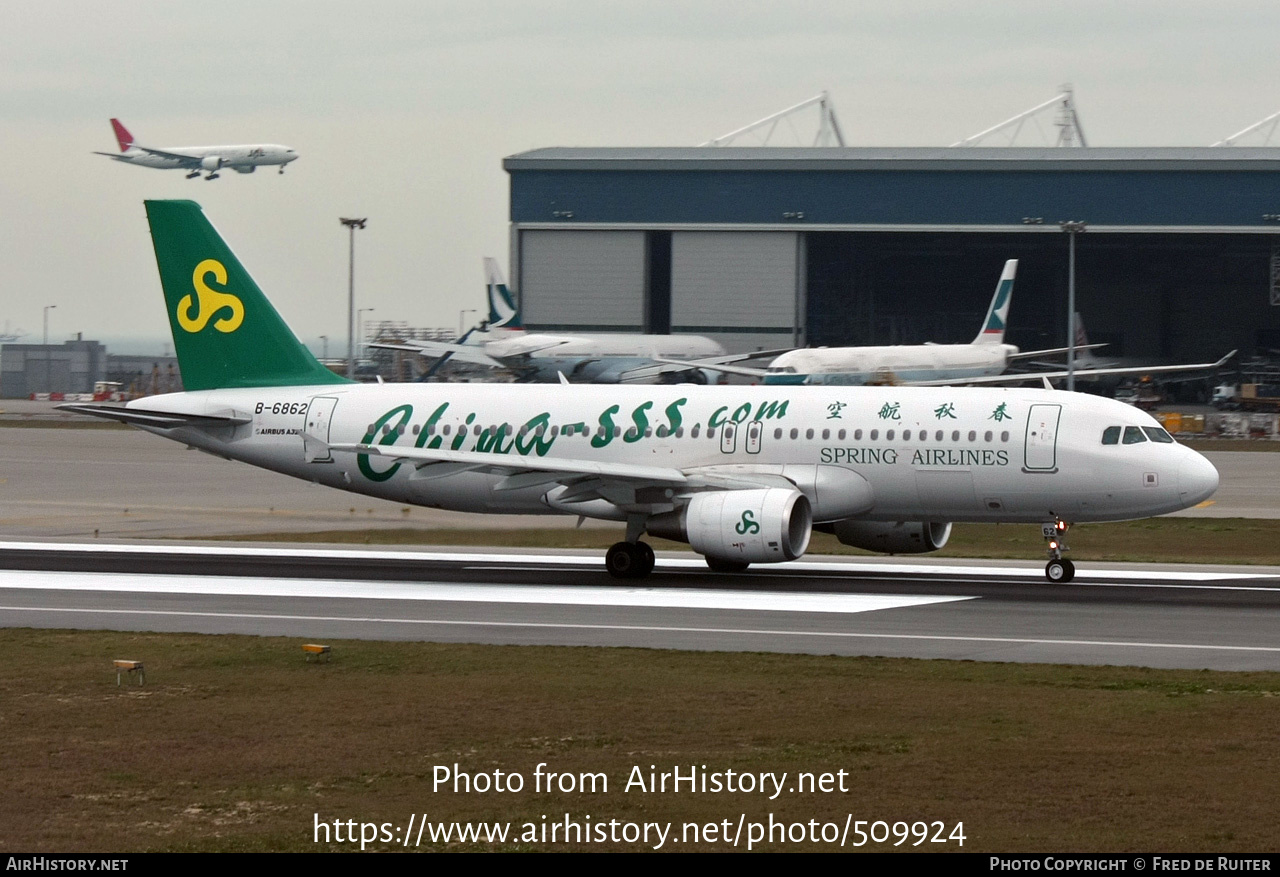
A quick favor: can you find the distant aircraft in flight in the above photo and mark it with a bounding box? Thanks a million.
[93,119,298,180]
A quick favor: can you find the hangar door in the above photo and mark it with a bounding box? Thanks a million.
[519,230,645,330]
[671,232,801,346]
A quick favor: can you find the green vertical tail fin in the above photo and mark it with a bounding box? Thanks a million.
[145,200,350,390]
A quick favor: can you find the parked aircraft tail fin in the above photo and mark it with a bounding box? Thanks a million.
[144,200,350,391]
[484,257,522,329]
[973,259,1018,345]
[110,118,135,152]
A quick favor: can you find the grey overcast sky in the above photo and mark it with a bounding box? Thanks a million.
[4,1,1280,352]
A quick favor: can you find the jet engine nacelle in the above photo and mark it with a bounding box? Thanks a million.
[648,488,811,564]
[829,520,952,554]
[200,155,223,171]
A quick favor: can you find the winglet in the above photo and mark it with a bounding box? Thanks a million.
[110,118,134,152]
[973,259,1018,345]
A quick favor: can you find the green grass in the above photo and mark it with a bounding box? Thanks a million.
[210,517,1280,566]
[2,629,1278,852]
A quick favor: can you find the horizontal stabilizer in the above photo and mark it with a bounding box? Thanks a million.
[57,403,251,429]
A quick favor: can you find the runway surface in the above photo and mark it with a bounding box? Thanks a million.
[4,542,1280,672]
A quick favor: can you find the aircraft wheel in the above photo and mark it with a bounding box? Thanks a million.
[706,556,750,573]
[606,541,648,579]
[1045,559,1075,583]
[636,542,655,576]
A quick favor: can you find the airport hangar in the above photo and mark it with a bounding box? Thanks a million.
[503,147,1280,375]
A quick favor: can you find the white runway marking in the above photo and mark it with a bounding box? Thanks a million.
[2,604,1278,655]
[0,569,971,615]
[3,540,1278,582]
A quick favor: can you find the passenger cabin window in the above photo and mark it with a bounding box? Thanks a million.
[1143,426,1175,443]
[1102,426,1121,445]
[1123,426,1147,444]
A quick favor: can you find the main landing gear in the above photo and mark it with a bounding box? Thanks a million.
[606,541,655,579]
[185,170,201,179]
[1042,519,1075,583]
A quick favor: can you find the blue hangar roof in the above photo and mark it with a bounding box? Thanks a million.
[503,147,1280,230]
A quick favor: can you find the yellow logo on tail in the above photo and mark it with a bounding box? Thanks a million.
[177,259,244,333]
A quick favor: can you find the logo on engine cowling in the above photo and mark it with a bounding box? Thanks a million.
[735,510,761,535]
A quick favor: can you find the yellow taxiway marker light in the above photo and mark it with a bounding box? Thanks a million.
[114,659,144,686]
[303,644,331,662]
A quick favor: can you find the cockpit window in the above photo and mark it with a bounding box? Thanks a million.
[1142,426,1175,443]
[1122,426,1147,444]
[1101,426,1121,445]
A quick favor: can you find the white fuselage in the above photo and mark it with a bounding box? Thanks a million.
[478,330,726,362]
[764,343,1018,386]
[133,383,1216,526]
[113,144,298,171]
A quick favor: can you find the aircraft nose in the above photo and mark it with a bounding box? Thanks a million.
[1178,452,1219,506]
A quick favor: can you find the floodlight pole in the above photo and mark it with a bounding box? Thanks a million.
[340,218,367,379]
[1060,221,1087,391]
[358,308,375,362]
[319,334,328,360]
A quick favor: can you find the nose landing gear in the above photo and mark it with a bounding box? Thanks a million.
[1042,520,1075,583]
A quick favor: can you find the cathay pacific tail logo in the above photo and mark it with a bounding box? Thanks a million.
[177,259,244,334]
[983,279,1013,334]
[488,280,519,328]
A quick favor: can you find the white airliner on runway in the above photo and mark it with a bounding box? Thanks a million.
[687,260,1232,388]
[62,201,1219,583]
[93,119,298,180]
[679,260,1067,385]
[377,258,779,384]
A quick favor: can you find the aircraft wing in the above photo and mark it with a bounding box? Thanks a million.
[590,348,795,383]
[652,357,771,378]
[1006,342,1109,361]
[371,341,504,368]
[324,444,799,498]
[56,403,251,429]
[904,350,1237,387]
[329,442,690,486]
[127,145,203,166]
